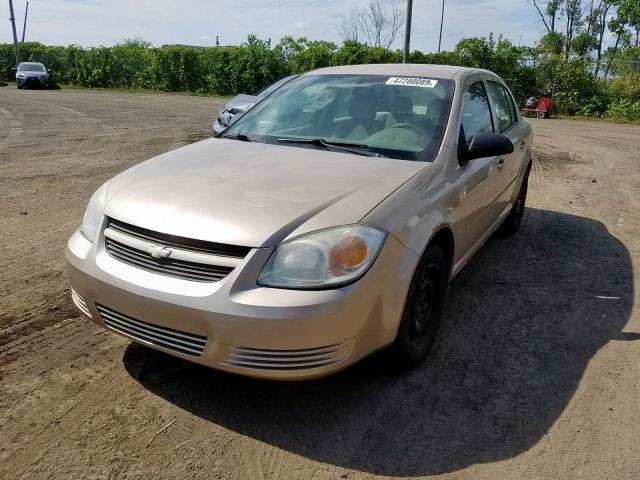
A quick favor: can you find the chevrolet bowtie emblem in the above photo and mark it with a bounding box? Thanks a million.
[148,244,172,259]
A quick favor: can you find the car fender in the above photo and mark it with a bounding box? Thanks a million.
[362,161,456,269]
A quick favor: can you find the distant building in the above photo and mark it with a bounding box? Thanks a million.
[161,43,234,50]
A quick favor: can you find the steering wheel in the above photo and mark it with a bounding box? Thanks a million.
[391,123,424,136]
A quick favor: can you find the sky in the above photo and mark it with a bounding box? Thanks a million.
[2,0,550,52]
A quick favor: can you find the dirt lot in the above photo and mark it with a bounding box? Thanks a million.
[1,87,639,480]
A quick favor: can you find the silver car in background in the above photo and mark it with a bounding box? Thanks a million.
[15,62,51,89]
[212,75,298,134]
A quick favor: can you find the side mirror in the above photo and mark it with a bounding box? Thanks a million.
[47,68,52,73]
[460,132,514,162]
[11,67,17,71]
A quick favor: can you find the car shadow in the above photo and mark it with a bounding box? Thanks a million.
[122,208,635,476]
[16,84,61,90]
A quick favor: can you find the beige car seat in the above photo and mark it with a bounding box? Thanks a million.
[334,89,383,141]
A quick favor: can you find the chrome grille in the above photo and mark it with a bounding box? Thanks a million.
[104,217,249,282]
[97,304,207,357]
[224,341,354,371]
[105,237,233,282]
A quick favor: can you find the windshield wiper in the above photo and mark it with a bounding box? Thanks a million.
[222,133,264,143]
[277,137,384,157]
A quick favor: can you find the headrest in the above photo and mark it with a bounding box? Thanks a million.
[389,95,414,122]
[390,95,413,114]
[347,88,376,120]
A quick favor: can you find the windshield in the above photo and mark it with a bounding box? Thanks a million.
[227,74,454,161]
[19,63,45,72]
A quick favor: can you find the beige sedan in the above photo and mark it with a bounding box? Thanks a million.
[67,64,532,379]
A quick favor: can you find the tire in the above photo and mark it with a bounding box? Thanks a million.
[390,244,448,369]
[499,165,530,235]
[16,84,22,89]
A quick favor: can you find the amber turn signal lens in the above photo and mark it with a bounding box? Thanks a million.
[329,235,368,275]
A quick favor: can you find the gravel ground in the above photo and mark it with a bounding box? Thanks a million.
[1,87,639,480]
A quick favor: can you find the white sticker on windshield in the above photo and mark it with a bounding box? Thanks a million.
[385,77,438,88]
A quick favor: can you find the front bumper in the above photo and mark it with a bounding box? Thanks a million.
[17,76,49,87]
[66,228,417,379]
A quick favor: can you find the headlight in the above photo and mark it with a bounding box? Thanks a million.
[258,225,386,289]
[17,73,25,78]
[80,183,108,242]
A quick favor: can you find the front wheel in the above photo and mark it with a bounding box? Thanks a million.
[390,244,448,369]
[499,166,530,235]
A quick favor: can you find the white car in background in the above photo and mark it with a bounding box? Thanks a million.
[15,62,51,89]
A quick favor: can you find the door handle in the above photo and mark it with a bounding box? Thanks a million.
[519,141,526,151]
[496,158,505,171]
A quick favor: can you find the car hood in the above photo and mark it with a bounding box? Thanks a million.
[104,139,427,247]
[225,94,258,113]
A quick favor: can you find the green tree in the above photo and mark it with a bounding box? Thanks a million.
[279,37,336,74]
[532,0,563,33]
[539,31,567,54]
[617,0,640,46]
[563,0,584,60]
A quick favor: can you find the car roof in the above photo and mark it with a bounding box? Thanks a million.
[304,64,490,80]
[19,62,45,66]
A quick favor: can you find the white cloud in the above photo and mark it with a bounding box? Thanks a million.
[293,21,310,31]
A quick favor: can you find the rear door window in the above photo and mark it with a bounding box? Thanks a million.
[487,81,515,133]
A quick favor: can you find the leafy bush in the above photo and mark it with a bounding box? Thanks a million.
[1,36,637,120]
[605,98,640,120]
[532,55,610,116]
[609,72,640,102]
[331,41,402,66]
[280,37,336,74]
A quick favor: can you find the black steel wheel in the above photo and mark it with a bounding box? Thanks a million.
[499,166,530,235]
[391,244,448,369]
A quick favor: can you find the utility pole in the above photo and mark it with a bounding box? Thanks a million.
[8,0,21,66]
[438,0,446,53]
[21,1,28,43]
[403,0,413,63]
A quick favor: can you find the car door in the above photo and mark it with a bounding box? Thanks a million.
[485,80,527,217]
[452,79,501,259]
